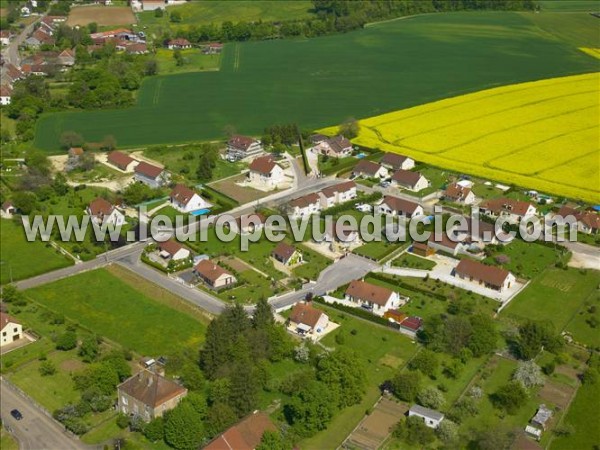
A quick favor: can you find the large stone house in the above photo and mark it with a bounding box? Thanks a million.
[345,280,403,316]
[1,312,23,348]
[117,370,187,422]
[226,135,263,160]
[454,259,515,292]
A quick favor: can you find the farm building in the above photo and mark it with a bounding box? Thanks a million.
[408,405,444,429]
[0,312,23,348]
[271,242,302,266]
[204,411,276,450]
[226,135,263,160]
[288,302,329,337]
[193,259,237,289]
[443,182,475,204]
[380,152,415,171]
[86,198,126,226]
[117,369,187,421]
[345,280,403,316]
[202,42,223,54]
[134,161,169,188]
[390,169,429,192]
[169,184,211,213]
[167,38,192,50]
[376,195,423,218]
[319,180,357,208]
[288,193,321,219]
[454,259,515,292]
[247,155,285,189]
[352,160,388,179]
[107,151,137,171]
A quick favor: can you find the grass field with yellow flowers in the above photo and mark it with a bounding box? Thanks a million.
[322,73,599,203]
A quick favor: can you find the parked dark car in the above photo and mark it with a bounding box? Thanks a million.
[10,409,23,420]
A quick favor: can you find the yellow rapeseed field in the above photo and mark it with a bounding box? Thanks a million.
[321,73,600,203]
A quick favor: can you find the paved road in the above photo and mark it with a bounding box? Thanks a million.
[1,378,91,450]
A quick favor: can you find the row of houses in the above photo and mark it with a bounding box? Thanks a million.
[288,180,358,219]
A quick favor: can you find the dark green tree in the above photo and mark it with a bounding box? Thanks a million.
[391,372,421,402]
[491,381,528,414]
[164,402,205,450]
[408,349,439,377]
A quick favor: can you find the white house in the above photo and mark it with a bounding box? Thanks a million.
[390,169,429,192]
[479,198,537,224]
[352,160,388,179]
[194,259,237,289]
[226,135,263,160]
[288,302,329,337]
[319,180,357,208]
[380,152,415,171]
[271,242,303,266]
[345,280,403,316]
[169,184,211,213]
[0,30,10,46]
[247,155,285,189]
[409,405,444,429]
[311,135,353,158]
[1,312,23,348]
[86,198,126,226]
[556,205,600,235]
[376,195,424,218]
[288,193,321,219]
[157,239,190,261]
[0,85,12,105]
[444,182,476,205]
[134,161,169,188]
[167,38,192,50]
[454,259,516,293]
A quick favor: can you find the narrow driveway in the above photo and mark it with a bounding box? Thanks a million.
[1,378,93,450]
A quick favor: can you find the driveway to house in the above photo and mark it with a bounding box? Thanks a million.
[1,378,93,450]
[270,254,378,310]
[561,240,600,270]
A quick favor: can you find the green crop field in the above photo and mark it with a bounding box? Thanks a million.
[0,219,73,285]
[25,266,209,355]
[34,11,598,152]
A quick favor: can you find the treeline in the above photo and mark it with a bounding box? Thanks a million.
[163,0,536,44]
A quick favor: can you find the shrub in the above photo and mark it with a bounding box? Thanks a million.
[56,331,77,351]
[116,413,130,429]
[39,360,57,376]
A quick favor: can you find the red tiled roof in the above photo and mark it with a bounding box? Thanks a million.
[107,151,134,169]
[381,152,410,169]
[126,43,147,53]
[345,280,394,307]
[168,38,191,47]
[169,184,197,206]
[480,198,534,217]
[135,161,163,179]
[444,182,472,201]
[0,312,20,329]
[2,200,14,212]
[326,135,352,153]
[290,192,320,209]
[249,155,277,175]
[391,169,423,187]
[118,370,187,408]
[0,85,12,97]
[194,259,233,283]
[69,147,84,156]
[353,160,383,176]
[400,316,423,331]
[158,239,185,256]
[320,180,356,198]
[289,302,325,328]
[203,411,277,450]
[578,210,600,231]
[228,135,258,152]
[380,195,421,215]
[455,259,511,288]
[271,242,297,262]
[428,233,459,250]
[88,197,114,216]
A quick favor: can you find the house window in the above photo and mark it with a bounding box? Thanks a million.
[13,328,18,333]
[2,332,6,337]
[121,396,128,405]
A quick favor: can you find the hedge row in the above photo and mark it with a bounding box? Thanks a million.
[321,191,383,216]
[368,272,447,301]
[313,296,390,327]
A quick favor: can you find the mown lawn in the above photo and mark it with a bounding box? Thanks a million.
[24,266,209,355]
[302,304,419,449]
[502,268,600,332]
[292,244,331,280]
[392,252,436,270]
[550,380,600,450]
[34,12,598,151]
[0,219,73,285]
[352,240,401,261]
[154,48,222,75]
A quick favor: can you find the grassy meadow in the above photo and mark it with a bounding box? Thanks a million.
[34,12,598,152]
[24,266,209,355]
